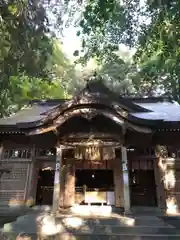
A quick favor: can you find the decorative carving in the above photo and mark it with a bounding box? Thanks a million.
[74,146,115,161]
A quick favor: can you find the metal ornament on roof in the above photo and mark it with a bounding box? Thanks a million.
[79,108,98,120]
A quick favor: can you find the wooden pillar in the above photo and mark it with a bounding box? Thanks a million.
[59,164,65,207]
[0,145,3,189]
[23,163,31,201]
[64,164,75,207]
[114,157,124,207]
[154,146,167,211]
[121,145,131,215]
[52,146,62,212]
[0,144,3,159]
[25,147,36,201]
[32,161,40,203]
[154,157,166,210]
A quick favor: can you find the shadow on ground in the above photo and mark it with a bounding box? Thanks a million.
[159,216,180,229]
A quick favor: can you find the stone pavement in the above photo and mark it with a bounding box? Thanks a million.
[159,216,180,229]
[1,206,180,239]
[0,206,32,229]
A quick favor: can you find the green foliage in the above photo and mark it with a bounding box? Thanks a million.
[0,75,66,117]
[57,0,180,100]
[0,0,52,115]
[134,0,180,100]
[0,0,52,78]
[0,1,75,116]
[58,0,145,63]
[2,0,180,115]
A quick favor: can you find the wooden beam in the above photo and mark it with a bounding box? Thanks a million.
[27,106,152,136]
[58,141,121,147]
[62,132,122,140]
[28,125,57,135]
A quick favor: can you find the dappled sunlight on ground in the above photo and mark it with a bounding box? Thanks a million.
[32,205,51,211]
[33,205,135,237]
[3,222,13,233]
[36,213,90,237]
[4,206,179,239]
[70,205,112,216]
[111,213,135,226]
[16,233,32,240]
[62,217,85,229]
[37,214,65,236]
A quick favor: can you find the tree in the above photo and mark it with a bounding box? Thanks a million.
[47,39,77,97]
[0,0,53,77]
[0,38,75,116]
[0,0,55,115]
[0,1,78,116]
[55,0,180,100]
[52,0,145,63]
[2,75,66,116]
[98,50,138,95]
[134,0,180,100]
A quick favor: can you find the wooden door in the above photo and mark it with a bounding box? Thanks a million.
[129,170,157,206]
[36,169,55,205]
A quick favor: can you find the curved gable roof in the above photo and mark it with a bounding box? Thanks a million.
[0,79,179,133]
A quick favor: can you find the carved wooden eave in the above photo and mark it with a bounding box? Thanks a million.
[41,95,126,125]
[15,90,127,130]
[26,80,138,129]
[1,79,172,137]
[27,105,152,136]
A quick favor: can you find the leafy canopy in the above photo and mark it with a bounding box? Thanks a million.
[0,0,74,116]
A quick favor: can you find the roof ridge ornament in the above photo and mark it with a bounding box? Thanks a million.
[85,73,111,96]
[86,71,98,83]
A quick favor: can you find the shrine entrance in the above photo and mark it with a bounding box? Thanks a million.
[35,168,55,205]
[129,169,157,206]
[129,158,157,206]
[69,144,116,206]
[75,169,114,205]
[28,80,158,212]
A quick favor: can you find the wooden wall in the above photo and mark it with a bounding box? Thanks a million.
[2,134,180,211]
[0,159,30,205]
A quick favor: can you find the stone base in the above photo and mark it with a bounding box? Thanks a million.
[124,210,132,216]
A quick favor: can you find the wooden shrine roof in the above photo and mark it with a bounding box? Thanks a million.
[0,79,180,135]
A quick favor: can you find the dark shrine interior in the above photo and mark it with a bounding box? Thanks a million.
[36,168,114,205]
[75,169,114,191]
[36,169,55,205]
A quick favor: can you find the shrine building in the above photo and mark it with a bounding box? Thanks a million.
[0,79,179,214]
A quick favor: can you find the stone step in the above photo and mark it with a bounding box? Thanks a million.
[62,226,179,235]
[13,217,172,233]
[2,220,178,235]
[56,215,172,227]
[134,216,172,227]
[2,213,179,239]
[2,232,180,240]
